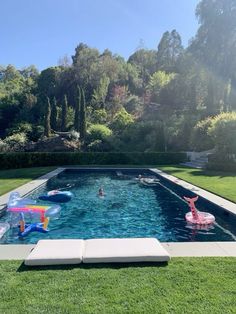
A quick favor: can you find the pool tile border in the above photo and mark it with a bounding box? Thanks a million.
[0,242,236,260]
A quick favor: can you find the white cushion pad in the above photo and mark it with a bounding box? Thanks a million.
[25,239,84,266]
[83,238,170,263]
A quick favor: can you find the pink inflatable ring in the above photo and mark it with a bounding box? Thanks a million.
[184,196,215,225]
[185,211,215,225]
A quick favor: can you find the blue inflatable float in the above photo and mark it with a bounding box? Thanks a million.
[38,190,73,203]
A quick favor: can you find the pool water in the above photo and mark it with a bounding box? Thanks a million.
[1,169,236,244]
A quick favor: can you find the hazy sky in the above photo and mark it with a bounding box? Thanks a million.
[0,0,200,70]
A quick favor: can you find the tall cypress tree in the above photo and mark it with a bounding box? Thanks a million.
[79,88,86,140]
[44,96,51,137]
[51,96,58,131]
[61,94,68,131]
[74,86,81,132]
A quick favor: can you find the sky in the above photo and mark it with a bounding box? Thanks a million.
[0,0,200,71]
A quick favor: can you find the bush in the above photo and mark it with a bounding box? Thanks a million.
[207,153,236,172]
[4,133,27,151]
[111,108,134,132]
[190,117,214,151]
[208,112,236,154]
[0,152,187,169]
[87,124,112,142]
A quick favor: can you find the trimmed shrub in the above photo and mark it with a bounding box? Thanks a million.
[207,153,236,172]
[0,152,187,169]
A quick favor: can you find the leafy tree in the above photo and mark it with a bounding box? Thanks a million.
[79,88,86,140]
[61,95,68,132]
[91,75,110,109]
[147,71,175,104]
[157,30,183,73]
[44,97,51,137]
[51,97,58,131]
[111,108,134,132]
[74,86,81,132]
[189,0,236,110]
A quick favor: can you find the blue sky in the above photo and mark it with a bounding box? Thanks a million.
[0,0,200,71]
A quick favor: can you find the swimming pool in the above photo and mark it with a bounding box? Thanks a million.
[1,169,236,244]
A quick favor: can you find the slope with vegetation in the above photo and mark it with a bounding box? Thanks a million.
[0,0,235,170]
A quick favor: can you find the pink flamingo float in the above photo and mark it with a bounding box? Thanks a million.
[184,196,215,225]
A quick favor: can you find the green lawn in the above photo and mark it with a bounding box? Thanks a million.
[0,258,235,314]
[158,165,236,203]
[0,167,56,196]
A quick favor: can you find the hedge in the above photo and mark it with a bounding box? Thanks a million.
[0,152,187,169]
[207,153,236,172]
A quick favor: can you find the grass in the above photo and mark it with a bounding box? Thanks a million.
[0,258,235,314]
[158,165,236,203]
[0,167,56,196]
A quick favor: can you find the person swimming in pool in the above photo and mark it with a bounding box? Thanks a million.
[98,187,105,197]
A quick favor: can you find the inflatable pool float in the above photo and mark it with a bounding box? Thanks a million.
[184,196,215,225]
[38,190,73,203]
[0,222,10,239]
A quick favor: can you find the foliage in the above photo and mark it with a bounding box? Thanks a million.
[208,112,236,154]
[0,152,187,169]
[89,109,107,124]
[87,124,112,142]
[74,86,81,132]
[191,117,214,151]
[44,97,51,137]
[3,133,27,151]
[1,2,236,153]
[147,71,175,104]
[111,107,134,132]
[79,88,87,139]
[61,95,68,132]
[116,121,165,152]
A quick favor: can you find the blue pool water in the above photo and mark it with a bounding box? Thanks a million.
[1,169,236,244]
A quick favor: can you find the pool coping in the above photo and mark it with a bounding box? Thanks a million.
[0,242,235,260]
[0,166,236,258]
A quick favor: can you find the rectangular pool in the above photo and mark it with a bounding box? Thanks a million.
[1,169,236,244]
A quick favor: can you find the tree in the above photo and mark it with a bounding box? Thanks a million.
[157,30,183,73]
[74,86,81,132]
[189,0,236,109]
[91,75,110,109]
[44,97,51,137]
[61,95,68,131]
[147,71,176,104]
[51,97,58,131]
[79,88,86,140]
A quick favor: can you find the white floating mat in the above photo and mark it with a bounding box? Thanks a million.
[25,239,84,266]
[83,238,170,263]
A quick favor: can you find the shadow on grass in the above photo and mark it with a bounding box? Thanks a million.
[17,261,169,272]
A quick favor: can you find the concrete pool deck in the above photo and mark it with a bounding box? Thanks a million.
[0,242,236,260]
[0,166,236,258]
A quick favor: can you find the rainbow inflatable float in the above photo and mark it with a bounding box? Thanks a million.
[7,192,61,237]
[184,196,215,225]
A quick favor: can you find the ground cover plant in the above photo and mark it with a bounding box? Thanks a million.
[159,165,236,203]
[0,258,235,314]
